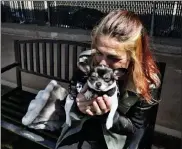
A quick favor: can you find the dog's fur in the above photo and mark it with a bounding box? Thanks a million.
[84,65,121,129]
[65,53,126,129]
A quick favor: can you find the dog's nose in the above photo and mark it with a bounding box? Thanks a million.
[96,82,102,88]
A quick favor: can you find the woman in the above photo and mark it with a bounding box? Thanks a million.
[56,10,161,149]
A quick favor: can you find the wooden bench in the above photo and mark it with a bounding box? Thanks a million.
[1,39,166,149]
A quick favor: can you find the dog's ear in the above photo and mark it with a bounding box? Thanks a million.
[77,56,91,74]
[113,68,127,80]
[77,49,96,74]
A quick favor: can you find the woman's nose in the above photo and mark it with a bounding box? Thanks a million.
[99,58,109,66]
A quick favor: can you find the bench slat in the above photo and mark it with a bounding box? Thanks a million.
[35,42,40,73]
[65,44,69,80]
[2,113,22,124]
[23,43,28,70]
[8,96,32,105]
[1,100,27,112]
[1,120,56,149]
[57,43,61,78]
[1,87,21,99]
[42,42,47,74]
[29,43,34,71]
[2,114,59,142]
[50,42,54,76]
[2,106,24,118]
[72,45,78,72]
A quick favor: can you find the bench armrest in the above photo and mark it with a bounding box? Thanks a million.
[1,62,19,73]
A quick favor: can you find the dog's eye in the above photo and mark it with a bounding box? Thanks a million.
[90,76,97,80]
[103,74,111,82]
[90,72,97,80]
[104,78,110,82]
[104,76,111,82]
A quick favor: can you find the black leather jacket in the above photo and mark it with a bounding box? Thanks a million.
[56,51,161,149]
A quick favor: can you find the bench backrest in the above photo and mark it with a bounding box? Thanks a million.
[14,39,91,88]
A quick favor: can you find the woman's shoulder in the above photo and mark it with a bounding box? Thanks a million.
[130,81,162,111]
[118,74,162,114]
[146,72,162,105]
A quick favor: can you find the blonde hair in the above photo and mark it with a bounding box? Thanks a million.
[91,10,160,102]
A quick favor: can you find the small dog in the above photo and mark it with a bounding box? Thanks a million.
[65,51,126,129]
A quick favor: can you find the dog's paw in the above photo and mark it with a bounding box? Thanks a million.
[106,119,113,130]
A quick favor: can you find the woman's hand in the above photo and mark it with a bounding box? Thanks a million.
[91,95,111,116]
[76,87,111,116]
[76,93,94,115]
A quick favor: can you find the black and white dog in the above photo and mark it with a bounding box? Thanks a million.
[65,51,126,129]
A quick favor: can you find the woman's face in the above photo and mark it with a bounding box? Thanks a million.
[94,36,131,69]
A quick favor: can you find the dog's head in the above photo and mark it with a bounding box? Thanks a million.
[87,65,127,92]
[77,52,127,91]
[78,57,127,91]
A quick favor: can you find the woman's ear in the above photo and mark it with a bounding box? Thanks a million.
[113,68,127,80]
